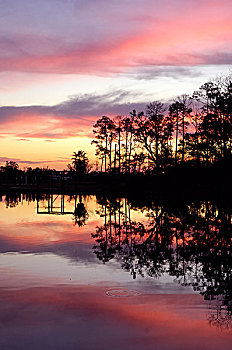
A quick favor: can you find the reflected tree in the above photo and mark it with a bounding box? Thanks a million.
[92,196,232,328]
[73,195,89,227]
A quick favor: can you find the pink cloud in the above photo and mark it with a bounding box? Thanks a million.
[0,90,148,140]
[0,0,231,75]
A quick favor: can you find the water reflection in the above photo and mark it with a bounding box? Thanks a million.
[1,192,232,332]
[92,197,232,331]
[36,194,89,226]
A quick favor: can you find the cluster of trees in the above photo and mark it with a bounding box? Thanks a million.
[0,161,63,185]
[92,75,232,173]
[2,74,232,181]
[0,154,92,187]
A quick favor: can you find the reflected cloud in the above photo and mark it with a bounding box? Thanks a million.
[1,193,232,333]
[0,283,229,350]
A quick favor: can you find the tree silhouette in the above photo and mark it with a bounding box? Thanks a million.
[71,151,89,177]
[90,74,232,173]
[92,115,116,172]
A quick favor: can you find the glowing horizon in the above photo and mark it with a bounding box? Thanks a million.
[0,0,232,169]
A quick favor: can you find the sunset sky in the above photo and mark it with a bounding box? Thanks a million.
[1,0,232,169]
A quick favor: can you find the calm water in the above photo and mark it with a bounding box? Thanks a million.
[0,193,232,349]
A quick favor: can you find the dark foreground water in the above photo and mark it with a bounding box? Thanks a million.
[0,193,232,349]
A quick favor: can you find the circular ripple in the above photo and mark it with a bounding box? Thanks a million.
[106,289,140,297]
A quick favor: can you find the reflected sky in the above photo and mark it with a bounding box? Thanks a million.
[0,194,232,349]
[0,195,174,288]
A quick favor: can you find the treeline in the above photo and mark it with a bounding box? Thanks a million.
[0,161,64,186]
[92,75,232,173]
[0,160,95,189]
[1,74,232,190]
